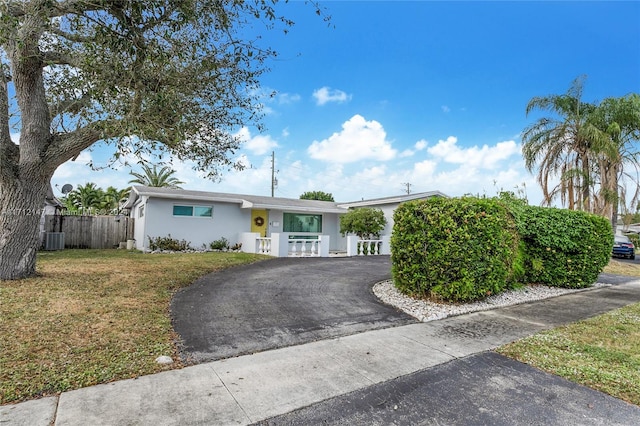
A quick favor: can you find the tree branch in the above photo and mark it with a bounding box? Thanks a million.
[45,122,108,166]
[41,50,77,66]
[49,93,92,119]
[2,1,26,17]
[50,0,110,18]
[47,26,94,44]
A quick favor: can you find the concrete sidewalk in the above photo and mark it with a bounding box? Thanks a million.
[4,280,640,425]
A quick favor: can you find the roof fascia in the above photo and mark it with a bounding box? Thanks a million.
[338,191,449,208]
[245,202,347,214]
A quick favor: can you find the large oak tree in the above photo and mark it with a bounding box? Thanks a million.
[0,1,324,279]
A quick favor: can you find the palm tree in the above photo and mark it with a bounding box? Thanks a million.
[521,76,600,211]
[100,186,131,214]
[589,94,640,227]
[68,183,103,214]
[128,164,184,188]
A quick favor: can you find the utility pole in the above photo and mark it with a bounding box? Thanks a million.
[271,151,276,197]
[402,182,412,195]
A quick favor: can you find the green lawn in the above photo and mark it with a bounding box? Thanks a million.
[0,249,266,405]
[2,252,639,406]
[498,259,640,406]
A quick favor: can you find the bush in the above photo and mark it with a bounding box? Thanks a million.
[340,208,387,239]
[209,237,230,251]
[511,206,613,288]
[147,234,191,251]
[391,197,521,303]
[391,193,613,303]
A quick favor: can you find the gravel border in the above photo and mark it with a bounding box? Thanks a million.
[373,280,610,322]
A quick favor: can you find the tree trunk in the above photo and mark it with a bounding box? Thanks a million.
[581,155,591,212]
[0,175,49,279]
[610,167,620,231]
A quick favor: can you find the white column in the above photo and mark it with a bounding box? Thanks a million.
[239,232,260,254]
[346,235,358,257]
[318,235,330,257]
[270,233,290,257]
[380,235,391,255]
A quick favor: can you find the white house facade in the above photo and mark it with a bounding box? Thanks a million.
[123,186,448,256]
[338,191,449,237]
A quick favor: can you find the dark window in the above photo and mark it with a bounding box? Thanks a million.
[173,205,194,216]
[173,205,213,217]
[283,213,322,232]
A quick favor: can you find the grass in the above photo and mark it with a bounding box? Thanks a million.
[497,258,640,406]
[0,249,266,405]
[2,253,640,406]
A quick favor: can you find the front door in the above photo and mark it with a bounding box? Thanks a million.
[251,209,268,237]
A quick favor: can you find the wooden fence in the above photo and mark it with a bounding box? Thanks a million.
[44,215,135,249]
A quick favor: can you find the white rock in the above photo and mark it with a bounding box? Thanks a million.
[373,280,610,322]
[155,355,173,364]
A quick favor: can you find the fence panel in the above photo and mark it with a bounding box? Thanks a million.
[44,215,135,249]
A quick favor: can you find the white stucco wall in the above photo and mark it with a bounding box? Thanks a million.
[137,198,250,250]
[131,194,347,252]
[132,197,147,247]
[323,213,344,251]
[378,204,398,237]
[351,203,399,237]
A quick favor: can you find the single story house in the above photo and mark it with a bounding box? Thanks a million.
[123,185,448,255]
[337,191,449,237]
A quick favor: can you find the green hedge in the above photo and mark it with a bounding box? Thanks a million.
[391,195,614,303]
[512,205,613,288]
[390,197,521,303]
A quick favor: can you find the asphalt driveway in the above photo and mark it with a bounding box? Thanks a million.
[171,256,417,362]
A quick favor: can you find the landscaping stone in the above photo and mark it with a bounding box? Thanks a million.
[155,356,173,364]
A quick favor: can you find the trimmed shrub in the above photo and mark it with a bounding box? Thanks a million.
[147,234,191,251]
[391,197,521,303]
[512,206,613,288]
[210,237,230,251]
[340,207,387,239]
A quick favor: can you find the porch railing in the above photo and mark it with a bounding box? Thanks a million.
[256,237,272,255]
[239,232,330,257]
[288,238,320,257]
[346,235,391,256]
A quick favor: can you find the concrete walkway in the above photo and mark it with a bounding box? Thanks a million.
[4,279,640,425]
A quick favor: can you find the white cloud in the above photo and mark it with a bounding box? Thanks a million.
[441,105,451,113]
[235,127,279,156]
[312,86,352,106]
[53,151,94,179]
[399,139,428,158]
[415,140,428,151]
[411,159,437,179]
[260,105,275,115]
[52,150,136,193]
[10,132,20,143]
[427,136,520,169]
[399,149,414,158]
[307,114,397,163]
[278,93,301,104]
[49,119,538,207]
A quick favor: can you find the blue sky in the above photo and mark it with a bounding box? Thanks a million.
[49,1,640,205]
